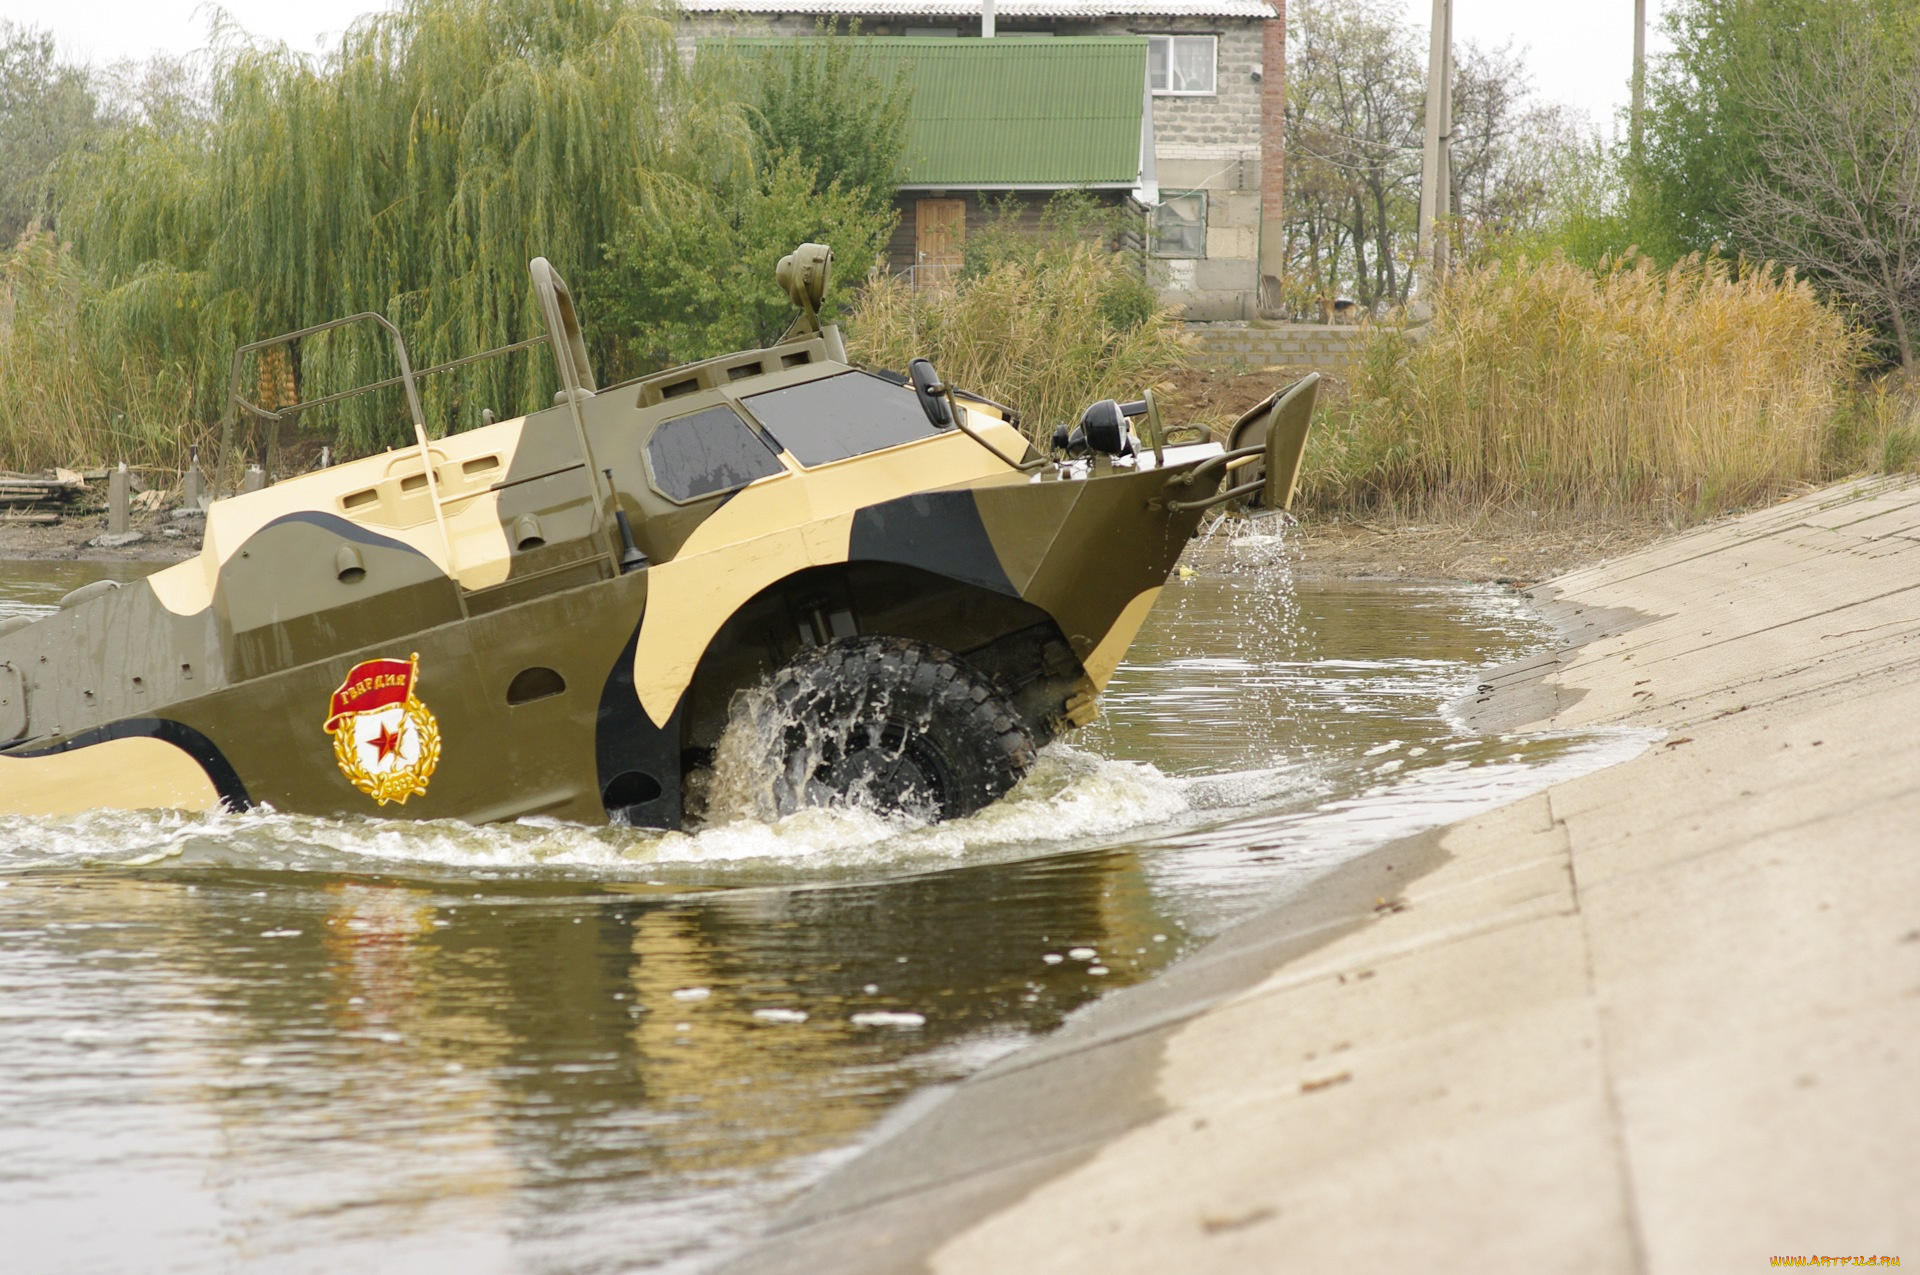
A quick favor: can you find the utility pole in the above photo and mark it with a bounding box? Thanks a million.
[981,0,995,38]
[1631,0,1647,166]
[1415,0,1453,308]
[1437,0,1452,278]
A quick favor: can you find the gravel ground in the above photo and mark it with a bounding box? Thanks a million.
[0,507,203,565]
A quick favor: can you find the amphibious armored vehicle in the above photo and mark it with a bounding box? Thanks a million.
[0,247,1315,828]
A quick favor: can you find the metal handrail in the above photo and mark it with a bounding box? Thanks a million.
[1168,442,1264,490]
[218,310,465,615]
[529,256,619,576]
[912,367,1043,474]
[952,388,1022,431]
[1167,476,1263,512]
[214,259,621,582]
[225,335,549,426]
[217,316,553,481]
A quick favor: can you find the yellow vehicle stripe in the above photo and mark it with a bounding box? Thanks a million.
[632,422,1029,727]
[146,417,531,617]
[0,736,221,816]
[1080,587,1162,691]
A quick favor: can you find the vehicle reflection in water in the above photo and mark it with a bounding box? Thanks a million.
[0,540,1633,1272]
[4,847,1176,1271]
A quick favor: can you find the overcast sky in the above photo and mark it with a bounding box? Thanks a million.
[1397,0,1669,135]
[11,0,1665,139]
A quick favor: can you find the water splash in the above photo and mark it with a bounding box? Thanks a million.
[1215,509,1304,636]
[0,744,1198,883]
[699,644,986,826]
[1170,509,1303,654]
[702,683,787,825]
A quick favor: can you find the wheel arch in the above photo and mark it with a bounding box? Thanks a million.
[676,560,1085,760]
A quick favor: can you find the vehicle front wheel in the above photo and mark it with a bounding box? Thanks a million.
[749,636,1038,822]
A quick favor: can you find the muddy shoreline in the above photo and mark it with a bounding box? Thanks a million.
[0,508,204,566]
[1278,508,1674,584]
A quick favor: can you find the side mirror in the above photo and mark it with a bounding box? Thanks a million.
[909,358,952,428]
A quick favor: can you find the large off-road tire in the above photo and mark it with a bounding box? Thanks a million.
[761,636,1038,822]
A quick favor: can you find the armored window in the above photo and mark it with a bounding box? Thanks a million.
[1146,34,1216,96]
[645,406,786,503]
[742,371,947,468]
[1152,191,1208,259]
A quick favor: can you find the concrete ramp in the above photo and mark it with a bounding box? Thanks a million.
[721,477,1920,1275]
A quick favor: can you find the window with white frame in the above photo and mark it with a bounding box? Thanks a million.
[1152,191,1207,258]
[1146,34,1217,95]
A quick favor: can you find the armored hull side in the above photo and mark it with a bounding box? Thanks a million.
[0,426,1221,828]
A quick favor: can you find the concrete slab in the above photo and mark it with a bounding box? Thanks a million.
[934,914,1634,1275]
[715,477,1920,1275]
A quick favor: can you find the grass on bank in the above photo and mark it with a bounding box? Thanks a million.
[1297,252,1914,520]
[844,243,1186,446]
[0,230,1185,480]
[6,225,1917,525]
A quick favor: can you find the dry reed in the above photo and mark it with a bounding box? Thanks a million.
[1303,253,1871,517]
[844,246,1188,444]
[0,233,205,477]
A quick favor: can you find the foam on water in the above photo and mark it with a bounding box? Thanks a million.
[0,743,1210,882]
[0,526,1525,891]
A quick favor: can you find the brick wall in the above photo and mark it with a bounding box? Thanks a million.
[1095,18,1267,321]
[1183,322,1368,374]
[1131,22,1265,156]
[1259,9,1286,312]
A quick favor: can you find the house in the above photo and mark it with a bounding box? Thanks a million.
[682,1,1285,320]
[711,36,1155,289]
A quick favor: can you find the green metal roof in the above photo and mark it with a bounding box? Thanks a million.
[706,37,1148,188]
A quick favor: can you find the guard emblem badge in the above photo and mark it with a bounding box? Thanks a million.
[324,653,442,805]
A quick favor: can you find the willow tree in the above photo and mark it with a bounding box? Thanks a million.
[55,0,752,456]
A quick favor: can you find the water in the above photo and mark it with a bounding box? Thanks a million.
[0,542,1645,1273]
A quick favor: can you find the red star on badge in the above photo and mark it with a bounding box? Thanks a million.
[370,721,403,763]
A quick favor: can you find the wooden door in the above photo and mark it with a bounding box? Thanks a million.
[914,199,965,286]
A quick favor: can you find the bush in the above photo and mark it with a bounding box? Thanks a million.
[844,244,1188,445]
[1301,252,1868,518]
[743,27,911,223]
[45,0,753,460]
[2,0,918,473]
[594,153,895,374]
[1827,374,1920,477]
